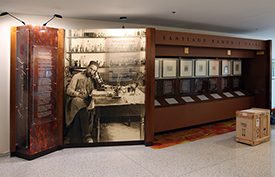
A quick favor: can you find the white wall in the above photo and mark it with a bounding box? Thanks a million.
[0,13,273,153]
[272,40,275,109]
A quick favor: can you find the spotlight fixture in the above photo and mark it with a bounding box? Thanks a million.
[43,14,62,26]
[0,12,25,25]
[120,17,127,28]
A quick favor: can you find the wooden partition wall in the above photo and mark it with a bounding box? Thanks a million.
[10,25,64,160]
[144,29,271,144]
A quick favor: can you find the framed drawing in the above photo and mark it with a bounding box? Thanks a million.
[180,79,191,93]
[195,60,207,77]
[233,60,242,75]
[222,60,231,75]
[155,59,160,78]
[163,80,175,94]
[162,59,177,78]
[194,78,203,93]
[209,78,219,92]
[180,60,193,77]
[208,60,220,76]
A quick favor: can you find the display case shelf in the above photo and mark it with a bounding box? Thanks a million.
[155,90,251,108]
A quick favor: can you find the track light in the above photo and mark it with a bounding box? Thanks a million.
[43,14,62,26]
[120,17,127,28]
[0,12,25,25]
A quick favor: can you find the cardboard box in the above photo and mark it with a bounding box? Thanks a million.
[236,108,270,146]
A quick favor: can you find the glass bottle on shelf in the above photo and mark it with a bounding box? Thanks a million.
[79,56,82,67]
[91,45,95,52]
[137,30,140,36]
[75,60,79,67]
[70,59,75,66]
[80,45,84,52]
[86,40,90,52]
[83,56,86,66]
[76,45,80,52]
[100,43,103,52]
[97,44,100,52]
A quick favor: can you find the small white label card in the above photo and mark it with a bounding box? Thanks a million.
[165,98,178,105]
[197,95,209,101]
[210,93,222,99]
[182,96,195,102]
[234,91,245,96]
[155,100,161,106]
[256,118,260,127]
[223,92,234,98]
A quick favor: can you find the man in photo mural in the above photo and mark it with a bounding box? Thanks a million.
[65,61,104,143]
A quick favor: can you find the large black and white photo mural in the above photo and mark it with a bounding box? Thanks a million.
[64,29,146,144]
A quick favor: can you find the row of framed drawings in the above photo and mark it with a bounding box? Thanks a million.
[155,58,242,78]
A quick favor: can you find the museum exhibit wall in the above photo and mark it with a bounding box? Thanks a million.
[0,13,274,154]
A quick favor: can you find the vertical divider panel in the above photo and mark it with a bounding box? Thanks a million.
[145,28,156,145]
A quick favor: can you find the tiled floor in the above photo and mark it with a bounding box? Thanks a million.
[1,125,275,177]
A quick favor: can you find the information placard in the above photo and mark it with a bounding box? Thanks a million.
[210,93,222,99]
[223,92,234,98]
[155,100,161,106]
[182,96,195,102]
[234,91,245,96]
[197,95,209,101]
[165,98,178,104]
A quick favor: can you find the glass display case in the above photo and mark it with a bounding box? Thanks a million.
[154,58,245,106]
[11,25,63,159]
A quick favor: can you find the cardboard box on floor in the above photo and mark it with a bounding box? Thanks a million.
[236,108,270,146]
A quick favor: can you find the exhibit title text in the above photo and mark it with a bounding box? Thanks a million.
[162,35,261,47]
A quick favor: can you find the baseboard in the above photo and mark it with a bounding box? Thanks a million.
[63,140,145,148]
[0,152,10,157]
[11,146,64,160]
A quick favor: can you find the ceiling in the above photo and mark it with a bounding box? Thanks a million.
[1,0,275,39]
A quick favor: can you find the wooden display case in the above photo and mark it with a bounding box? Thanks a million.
[144,29,271,142]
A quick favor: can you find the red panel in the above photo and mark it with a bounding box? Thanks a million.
[15,25,59,155]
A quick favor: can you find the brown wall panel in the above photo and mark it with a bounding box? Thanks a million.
[145,28,156,144]
[243,40,271,109]
[154,96,255,133]
[156,45,255,58]
[155,30,266,50]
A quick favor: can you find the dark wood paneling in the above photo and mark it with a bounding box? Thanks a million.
[145,28,156,143]
[156,45,255,58]
[243,40,271,109]
[152,29,270,135]
[155,30,266,50]
[266,40,272,109]
[154,96,255,133]
[10,27,17,153]
[57,29,64,146]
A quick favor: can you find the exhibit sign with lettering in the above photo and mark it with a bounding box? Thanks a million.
[155,30,266,50]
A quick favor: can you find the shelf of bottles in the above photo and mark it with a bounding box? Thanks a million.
[65,28,146,86]
[66,29,146,68]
